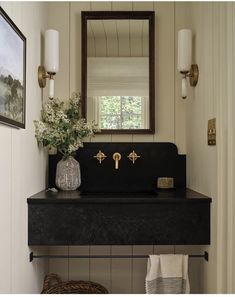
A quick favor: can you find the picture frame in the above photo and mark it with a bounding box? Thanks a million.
[0,6,26,129]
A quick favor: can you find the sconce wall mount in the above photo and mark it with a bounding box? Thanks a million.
[181,64,199,87]
[38,66,55,89]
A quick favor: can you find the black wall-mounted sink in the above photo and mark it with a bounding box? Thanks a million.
[27,143,211,246]
[49,142,186,193]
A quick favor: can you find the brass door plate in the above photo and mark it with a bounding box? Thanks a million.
[208,118,216,145]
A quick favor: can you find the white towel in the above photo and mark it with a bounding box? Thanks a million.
[145,254,190,294]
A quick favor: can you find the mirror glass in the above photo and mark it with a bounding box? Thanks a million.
[87,19,150,130]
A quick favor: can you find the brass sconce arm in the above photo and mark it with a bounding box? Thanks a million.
[38,66,57,99]
[38,66,55,88]
[180,64,199,87]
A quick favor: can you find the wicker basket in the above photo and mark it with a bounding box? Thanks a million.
[41,273,108,294]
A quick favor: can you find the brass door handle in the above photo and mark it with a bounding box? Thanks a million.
[127,150,140,164]
[93,150,107,164]
[113,152,121,169]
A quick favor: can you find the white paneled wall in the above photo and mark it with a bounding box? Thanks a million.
[182,2,235,294]
[2,1,233,293]
[176,2,217,293]
[0,2,48,293]
[48,2,202,293]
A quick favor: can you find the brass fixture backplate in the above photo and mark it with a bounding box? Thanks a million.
[93,150,107,164]
[189,64,199,87]
[127,150,140,164]
[208,118,216,145]
[38,66,47,88]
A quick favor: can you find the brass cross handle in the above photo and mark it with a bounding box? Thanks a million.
[93,150,107,164]
[127,150,140,164]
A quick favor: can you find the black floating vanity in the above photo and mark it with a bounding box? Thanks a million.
[28,143,211,246]
[28,189,211,246]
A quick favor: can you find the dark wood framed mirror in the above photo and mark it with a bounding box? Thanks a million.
[81,11,155,134]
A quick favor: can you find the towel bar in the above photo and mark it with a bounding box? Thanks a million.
[29,251,208,262]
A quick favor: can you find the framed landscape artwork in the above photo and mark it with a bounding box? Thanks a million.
[0,7,26,128]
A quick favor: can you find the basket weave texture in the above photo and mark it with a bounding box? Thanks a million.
[41,273,108,294]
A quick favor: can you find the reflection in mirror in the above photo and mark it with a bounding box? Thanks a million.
[87,19,149,130]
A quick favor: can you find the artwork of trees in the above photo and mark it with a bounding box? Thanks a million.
[0,7,25,128]
[0,74,23,122]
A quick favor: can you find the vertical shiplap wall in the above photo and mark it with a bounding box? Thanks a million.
[179,3,217,293]
[2,1,235,293]
[0,2,48,293]
[181,2,235,294]
[49,1,184,148]
[48,2,202,293]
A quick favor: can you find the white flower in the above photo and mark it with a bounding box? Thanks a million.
[34,94,99,159]
[34,120,47,142]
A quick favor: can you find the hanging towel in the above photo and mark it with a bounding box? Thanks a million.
[145,254,190,294]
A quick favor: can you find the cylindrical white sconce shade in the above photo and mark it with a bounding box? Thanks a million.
[45,29,59,73]
[178,29,192,73]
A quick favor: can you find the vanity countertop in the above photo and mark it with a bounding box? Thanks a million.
[27,188,212,204]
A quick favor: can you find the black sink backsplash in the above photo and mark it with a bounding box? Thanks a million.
[49,142,186,193]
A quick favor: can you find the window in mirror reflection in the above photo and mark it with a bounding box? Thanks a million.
[87,19,150,130]
[96,95,148,129]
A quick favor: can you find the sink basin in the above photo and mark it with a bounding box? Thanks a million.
[79,190,158,197]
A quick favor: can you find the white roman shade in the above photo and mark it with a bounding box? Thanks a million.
[87,57,149,97]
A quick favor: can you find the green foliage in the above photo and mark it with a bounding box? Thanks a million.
[99,96,143,129]
[34,93,99,159]
[100,96,121,115]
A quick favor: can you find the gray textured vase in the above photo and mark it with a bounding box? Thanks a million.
[56,156,81,191]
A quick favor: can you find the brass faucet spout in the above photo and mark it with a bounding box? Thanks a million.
[113,152,121,169]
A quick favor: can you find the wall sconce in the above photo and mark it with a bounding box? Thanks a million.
[178,29,199,99]
[38,29,59,99]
